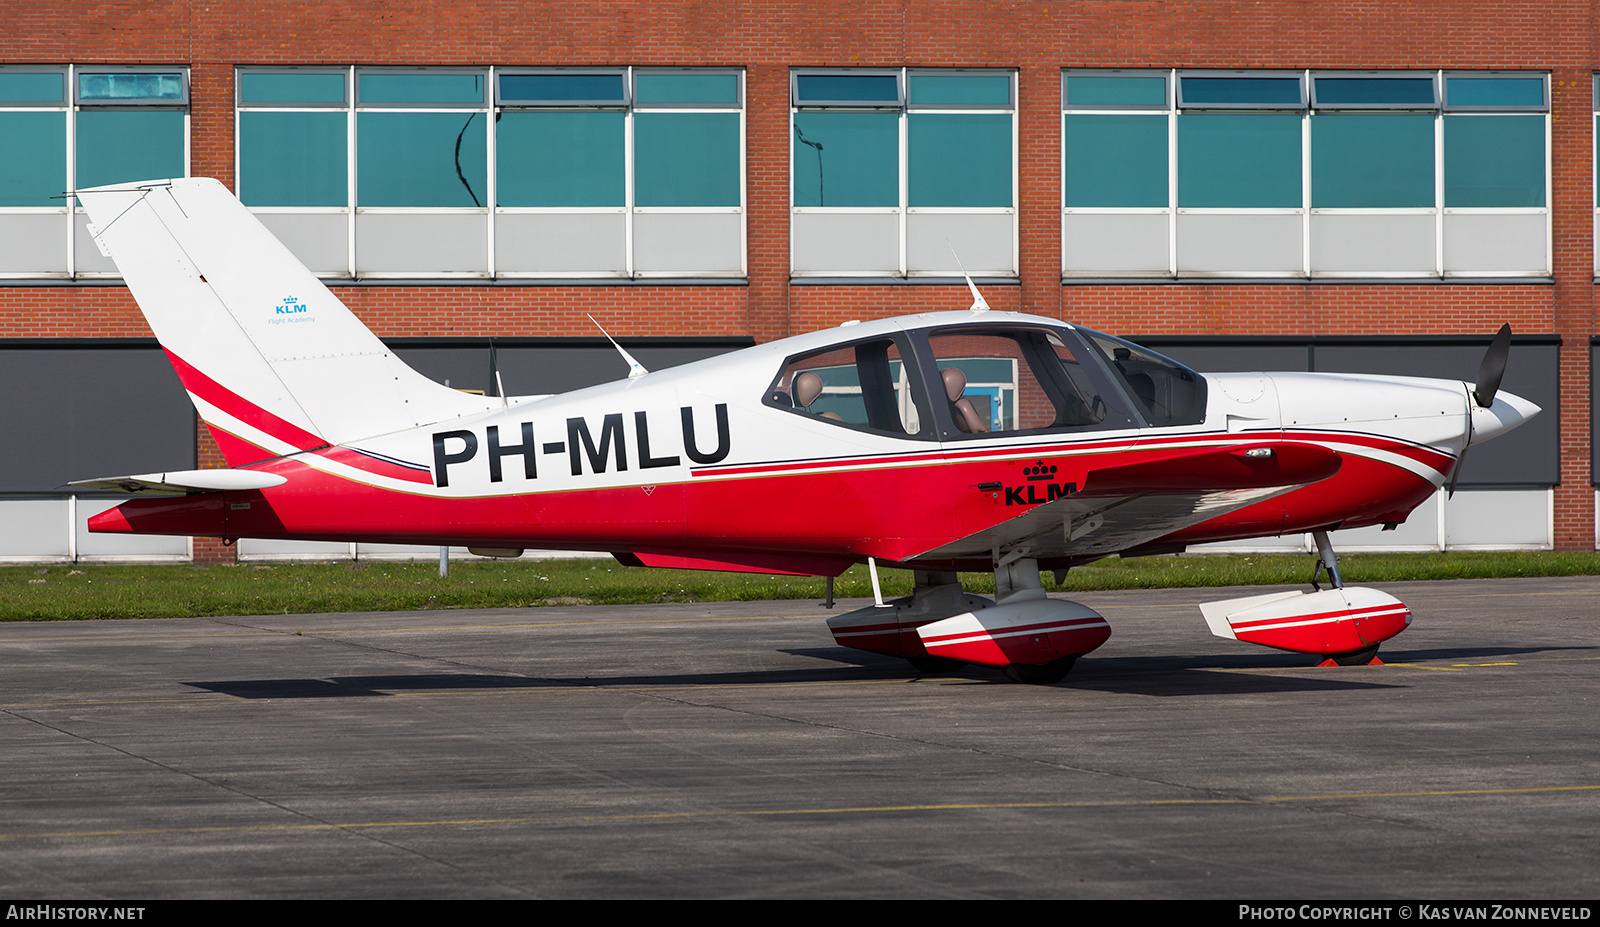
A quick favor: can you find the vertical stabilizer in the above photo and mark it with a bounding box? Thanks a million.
[75,178,496,463]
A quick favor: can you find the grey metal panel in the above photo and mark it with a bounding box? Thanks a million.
[633,212,742,274]
[1329,491,1443,550]
[494,212,626,274]
[1443,213,1546,274]
[0,345,194,492]
[75,497,189,558]
[906,212,1014,275]
[1593,342,1600,485]
[0,498,71,559]
[1310,213,1436,274]
[73,212,117,274]
[791,212,899,274]
[1177,213,1303,274]
[1131,342,1310,374]
[1062,213,1169,274]
[494,342,745,395]
[1314,342,1559,485]
[238,538,353,559]
[356,212,488,274]
[0,213,68,275]
[256,212,350,276]
[391,346,493,396]
[1445,488,1550,548]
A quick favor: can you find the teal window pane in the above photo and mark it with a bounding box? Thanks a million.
[1311,113,1434,207]
[0,72,64,103]
[78,72,183,102]
[792,111,897,207]
[75,110,184,187]
[1447,78,1545,108]
[795,75,899,105]
[239,72,345,105]
[357,112,487,206]
[635,112,740,207]
[635,73,739,106]
[1314,78,1435,107]
[0,111,65,205]
[1444,114,1545,207]
[908,113,1011,207]
[498,74,625,104]
[908,74,1010,106]
[1063,114,1167,207]
[1066,76,1166,107]
[358,73,484,105]
[239,111,347,207]
[495,111,622,207]
[1181,77,1301,107]
[1177,113,1301,207]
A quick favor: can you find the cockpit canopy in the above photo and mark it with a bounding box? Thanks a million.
[764,320,1206,440]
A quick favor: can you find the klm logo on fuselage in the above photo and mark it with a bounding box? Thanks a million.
[431,404,731,488]
[1005,460,1077,506]
[274,296,306,315]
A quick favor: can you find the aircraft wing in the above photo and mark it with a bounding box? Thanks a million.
[69,470,288,496]
[911,441,1342,563]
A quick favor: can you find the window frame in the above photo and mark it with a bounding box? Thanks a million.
[235,65,746,281]
[790,67,1018,279]
[1061,68,1550,280]
[0,65,190,280]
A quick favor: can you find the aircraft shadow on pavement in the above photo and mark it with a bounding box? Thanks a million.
[184,662,917,698]
[187,638,1579,698]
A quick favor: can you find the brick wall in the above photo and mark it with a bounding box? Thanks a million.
[5,1,1593,553]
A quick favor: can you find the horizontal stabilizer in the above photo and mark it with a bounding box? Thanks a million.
[70,469,288,495]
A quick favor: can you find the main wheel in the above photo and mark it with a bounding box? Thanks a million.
[1001,655,1078,684]
[907,655,964,674]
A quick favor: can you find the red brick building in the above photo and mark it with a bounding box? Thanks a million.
[0,1,1587,560]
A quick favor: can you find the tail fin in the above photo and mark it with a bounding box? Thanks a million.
[75,178,495,464]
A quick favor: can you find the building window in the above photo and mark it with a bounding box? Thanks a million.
[1062,69,1549,279]
[0,66,189,278]
[236,66,744,279]
[791,68,1016,278]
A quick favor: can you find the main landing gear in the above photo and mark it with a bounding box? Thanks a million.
[824,555,1112,684]
[1198,530,1412,666]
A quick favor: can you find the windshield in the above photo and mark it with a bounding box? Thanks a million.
[1075,329,1208,427]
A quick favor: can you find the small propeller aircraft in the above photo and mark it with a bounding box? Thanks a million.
[71,178,1540,682]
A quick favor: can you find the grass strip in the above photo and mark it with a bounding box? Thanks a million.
[3,550,1599,622]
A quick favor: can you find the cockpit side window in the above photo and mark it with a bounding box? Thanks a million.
[1076,329,1208,427]
[764,335,934,439]
[925,327,1134,438]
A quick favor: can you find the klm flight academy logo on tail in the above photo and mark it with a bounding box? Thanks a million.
[1006,460,1077,506]
[269,295,313,325]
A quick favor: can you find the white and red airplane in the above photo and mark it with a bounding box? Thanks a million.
[71,178,1540,682]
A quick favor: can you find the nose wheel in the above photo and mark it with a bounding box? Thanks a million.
[1317,644,1383,667]
[1001,655,1078,684]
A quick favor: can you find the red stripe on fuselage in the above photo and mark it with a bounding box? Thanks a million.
[167,428,1443,564]
[164,349,327,453]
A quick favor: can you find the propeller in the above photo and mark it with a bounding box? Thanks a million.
[1449,323,1513,498]
[1472,323,1512,409]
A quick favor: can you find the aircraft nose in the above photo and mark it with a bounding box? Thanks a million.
[1469,388,1540,446]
